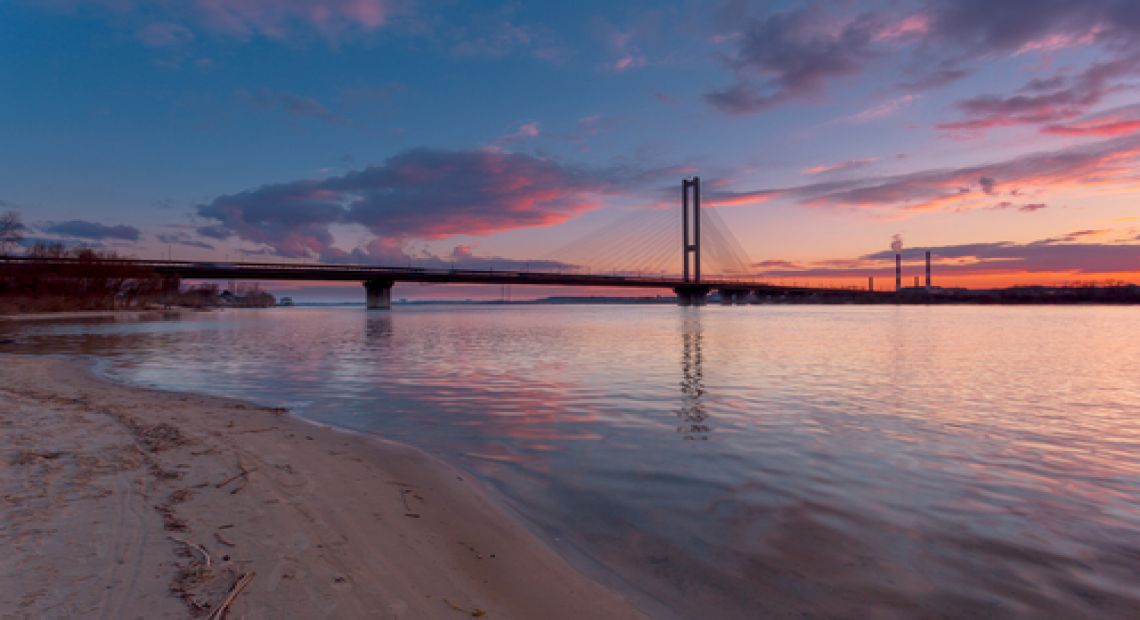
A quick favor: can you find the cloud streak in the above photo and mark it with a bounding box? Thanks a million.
[157,231,215,250]
[709,133,1140,213]
[44,220,141,241]
[1042,103,1140,136]
[754,234,1140,279]
[803,158,878,175]
[42,0,392,43]
[845,95,917,123]
[240,88,339,122]
[938,55,1140,131]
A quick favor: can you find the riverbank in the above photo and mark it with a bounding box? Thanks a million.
[0,309,204,322]
[0,355,644,619]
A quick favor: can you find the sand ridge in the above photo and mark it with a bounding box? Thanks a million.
[0,354,645,619]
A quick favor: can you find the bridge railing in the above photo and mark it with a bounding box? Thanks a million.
[1,256,872,292]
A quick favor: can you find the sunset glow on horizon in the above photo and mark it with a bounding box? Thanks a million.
[3,0,1139,297]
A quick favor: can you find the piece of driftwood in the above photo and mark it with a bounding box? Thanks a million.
[215,467,252,489]
[216,452,257,495]
[442,597,487,617]
[207,572,255,620]
[399,488,422,517]
[169,536,212,568]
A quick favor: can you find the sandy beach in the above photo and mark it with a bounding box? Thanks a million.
[0,354,645,619]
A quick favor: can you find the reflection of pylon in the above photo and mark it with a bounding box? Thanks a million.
[678,318,709,439]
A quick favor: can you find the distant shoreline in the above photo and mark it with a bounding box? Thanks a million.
[0,308,206,322]
[295,286,1140,306]
[2,282,1137,318]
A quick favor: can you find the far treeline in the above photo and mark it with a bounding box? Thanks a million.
[0,211,275,313]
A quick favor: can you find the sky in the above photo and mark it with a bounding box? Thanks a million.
[2,0,1139,300]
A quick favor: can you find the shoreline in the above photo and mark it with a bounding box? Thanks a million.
[0,309,207,323]
[0,354,644,619]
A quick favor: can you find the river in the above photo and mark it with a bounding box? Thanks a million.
[4,304,1139,618]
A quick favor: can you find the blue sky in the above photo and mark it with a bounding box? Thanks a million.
[3,0,1139,298]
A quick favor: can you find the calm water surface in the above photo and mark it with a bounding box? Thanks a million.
[5,305,1139,618]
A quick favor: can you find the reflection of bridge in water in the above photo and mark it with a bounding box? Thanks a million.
[677,314,709,440]
[5,177,875,308]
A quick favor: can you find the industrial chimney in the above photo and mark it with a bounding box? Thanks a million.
[890,234,904,292]
[925,251,932,290]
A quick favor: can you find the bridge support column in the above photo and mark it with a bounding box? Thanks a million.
[674,285,709,307]
[364,279,393,310]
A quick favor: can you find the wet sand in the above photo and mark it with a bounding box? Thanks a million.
[0,355,644,619]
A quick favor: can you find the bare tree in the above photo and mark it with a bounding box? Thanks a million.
[0,211,25,255]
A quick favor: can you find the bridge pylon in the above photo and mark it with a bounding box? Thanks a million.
[682,176,701,283]
[676,176,708,306]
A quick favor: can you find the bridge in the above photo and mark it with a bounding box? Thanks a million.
[5,178,875,308]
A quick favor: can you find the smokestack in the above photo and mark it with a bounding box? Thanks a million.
[914,275,919,288]
[868,276,874,291]
[925,251,932,289]
[895,253,901,291]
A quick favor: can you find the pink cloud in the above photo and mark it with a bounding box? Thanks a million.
[44,0,392,42]
[495,121,541,146]
[195,148,628,259]
[1014,24,1104,55]
[874,13,929,41]
[802,159,878,175]
[612,55,646,72]
[1042,104,1140,137]
[845,95,917,123]
[704,189,781,208]
[193,0,388,40]
[1044,120,1140,136]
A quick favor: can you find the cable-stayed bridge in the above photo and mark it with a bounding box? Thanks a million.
[5,178,873,308]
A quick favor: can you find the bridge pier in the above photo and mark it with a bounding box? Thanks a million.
[364,279,394,310]
[674,285,709,307]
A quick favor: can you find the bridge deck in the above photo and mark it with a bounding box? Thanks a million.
[3,257,861,294]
